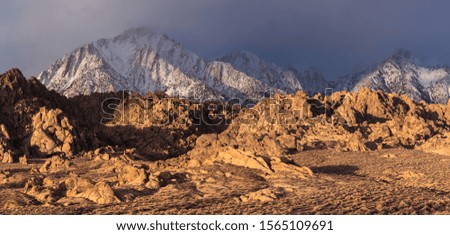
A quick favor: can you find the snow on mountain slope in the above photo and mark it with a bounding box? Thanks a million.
[40,29,450,104]
[39,28,221,99]
[219,51,329,95]
[295,68,330,95]
[39,28,331,100]
[336,49,450,103]
[219,51,302,93]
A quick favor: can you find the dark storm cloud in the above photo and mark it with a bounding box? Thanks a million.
[1,0,450,79]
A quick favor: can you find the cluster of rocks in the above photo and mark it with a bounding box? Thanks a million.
[22,171,120,205]
[95,92,235,159]
[330,89,449,150]
[19,148,191,205]
[418,132,450,155]
[4,67,450,207]
[187,142,313,179]
[0,69,81,162]
[0,69,235,162]
[186,88,450,162]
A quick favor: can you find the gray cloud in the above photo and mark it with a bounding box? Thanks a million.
[1,0,450,79]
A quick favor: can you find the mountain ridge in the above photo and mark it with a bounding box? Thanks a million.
[335,49,450,103]
[37,28,327,100]
[37,28,450,103]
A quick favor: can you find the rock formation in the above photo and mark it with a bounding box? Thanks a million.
[30,107,78,157]
[186,87,450,163]
[3,68,450,211]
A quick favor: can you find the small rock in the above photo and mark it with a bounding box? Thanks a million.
[23,177,61,203]
[82,182,121,204]
[145,174,160,189]
[382,154,397,158]
[39,155,70,174]
[1,151,13,163]
[398,171,424,180]
[118,165,148,186]
[240,189,278,203]
[0,171,10,184]
[19,155,28,164]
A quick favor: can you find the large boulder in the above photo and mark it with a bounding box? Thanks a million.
[117,164,148,186]
[190,146,313,179]
[39,155,70,174]
[30,107,79,157]
[65,176,120,204]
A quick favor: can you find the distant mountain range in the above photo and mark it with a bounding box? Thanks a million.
[37,28,450,103]
[37,28,327,100]
[336,49,450,104]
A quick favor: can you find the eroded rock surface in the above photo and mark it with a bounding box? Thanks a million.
[65,176,120,205]
[187,88,450,161]
[2,68,450,214]
[30,108,78,157]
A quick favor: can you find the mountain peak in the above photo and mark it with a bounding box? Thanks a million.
[337,48,450,103]
[2,68,24,78]
[38,28,331,100]
[1,68,27,88]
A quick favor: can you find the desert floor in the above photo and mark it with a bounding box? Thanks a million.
[1,148,449,215]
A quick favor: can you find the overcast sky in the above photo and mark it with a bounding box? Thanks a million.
[1,0,450,80]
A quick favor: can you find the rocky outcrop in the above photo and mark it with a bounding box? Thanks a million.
[0,69,231,161]
[23,176,64,203]
[3,68,450,187]
[96,92,233,159]
[30,108,79,157]
[0,69,76,161]
[188,145,313,179]
[239,189,279,203]
[65,176,120,205]
[117,164,148,186]
[39,155,70,174]
[418,132,450,155]
[0,124,13,163]
[187,87,450,165]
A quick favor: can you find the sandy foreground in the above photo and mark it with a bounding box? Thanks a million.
[1,148,449,215]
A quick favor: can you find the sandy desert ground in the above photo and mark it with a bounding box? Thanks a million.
[2,148,450,215]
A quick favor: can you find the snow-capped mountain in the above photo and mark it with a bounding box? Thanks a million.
[38,28,328,100]
[337,49,450,103]
[40,28,449,103]
[219,51,328,95]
